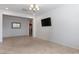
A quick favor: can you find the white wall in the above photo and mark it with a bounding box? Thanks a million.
[0,11,3,42]
[35,16,52,40]
[3,15,29,37]
[36,4,79,49]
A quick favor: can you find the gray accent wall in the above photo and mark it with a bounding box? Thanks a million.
[3,15,29,38]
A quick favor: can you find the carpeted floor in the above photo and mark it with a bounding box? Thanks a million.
[0,36,79,54]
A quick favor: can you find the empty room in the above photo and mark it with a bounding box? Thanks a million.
[0,4,79,54]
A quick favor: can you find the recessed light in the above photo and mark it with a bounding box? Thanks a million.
[5,8,8,10]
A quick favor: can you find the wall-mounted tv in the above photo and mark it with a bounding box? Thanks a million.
[41,17,51,27]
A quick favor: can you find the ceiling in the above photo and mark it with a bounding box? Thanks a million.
[0,4,63,16]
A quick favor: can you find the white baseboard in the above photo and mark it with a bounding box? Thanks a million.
[49,39,79,50]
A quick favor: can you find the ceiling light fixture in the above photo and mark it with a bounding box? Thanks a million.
[29,4,39,12]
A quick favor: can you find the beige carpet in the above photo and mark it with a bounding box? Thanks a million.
[0,36,79,54]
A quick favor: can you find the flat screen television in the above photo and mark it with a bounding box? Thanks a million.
[41,17,51,27]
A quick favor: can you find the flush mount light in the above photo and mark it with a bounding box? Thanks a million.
[5,8,8,10]
[29,4,39,12]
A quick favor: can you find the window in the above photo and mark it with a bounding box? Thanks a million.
[11,22,21,29]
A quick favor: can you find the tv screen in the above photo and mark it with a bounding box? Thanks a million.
[41,17,51,27]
